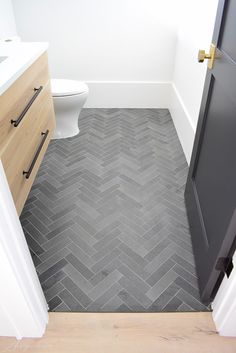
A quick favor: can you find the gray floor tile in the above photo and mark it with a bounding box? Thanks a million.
[86,282,122,312]
[58,289,84,311]
[48,296,62,311]
[146,269,179,302]
[66,253,94,280]
[41,270,67,292]
[118,276,152,308]
[37,247,71,274]
[162,295,183,312]
[101,295,123,312]
[45,282,64,302]
[88,270,122,301]
[63,263,93,293]
[118,290,146,312]
[148,282,180,311]
[146,258,175,286]
[39,259,68,284]
[20,108,209,312]
[61,276,92,308]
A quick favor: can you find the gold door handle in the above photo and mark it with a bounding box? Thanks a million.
[198,44,216,69]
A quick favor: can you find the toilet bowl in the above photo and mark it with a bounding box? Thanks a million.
[51,79,89,139]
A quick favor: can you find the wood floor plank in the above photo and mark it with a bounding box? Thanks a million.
[1,312,236,353]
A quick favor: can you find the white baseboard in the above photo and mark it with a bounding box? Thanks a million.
[84,81,195,165]
[169,84,196,165]
[85,81,171,108]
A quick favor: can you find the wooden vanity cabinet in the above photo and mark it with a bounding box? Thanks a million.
[0,52,55,215]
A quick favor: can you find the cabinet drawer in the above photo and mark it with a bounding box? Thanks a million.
[1,83,55,215]
[0,53,50,150]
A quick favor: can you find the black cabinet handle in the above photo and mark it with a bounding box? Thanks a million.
[23,129,49,179]
[11,86,43,127]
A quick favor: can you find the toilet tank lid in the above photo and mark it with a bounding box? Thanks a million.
[51,79,89,97]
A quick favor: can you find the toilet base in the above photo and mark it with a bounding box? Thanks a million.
[52,127,80,139]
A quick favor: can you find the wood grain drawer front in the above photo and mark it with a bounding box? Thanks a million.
[0,52,50,150]
[1,83,55,215]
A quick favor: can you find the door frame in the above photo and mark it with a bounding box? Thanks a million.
[0,161,48,339]
[213,253,236,336]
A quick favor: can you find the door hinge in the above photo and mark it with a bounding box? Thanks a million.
[215,257,234,278]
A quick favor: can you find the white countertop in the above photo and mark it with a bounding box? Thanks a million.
[0,42,48,96]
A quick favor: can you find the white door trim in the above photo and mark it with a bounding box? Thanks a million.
[212,253,236,337]
[0,161,48,339]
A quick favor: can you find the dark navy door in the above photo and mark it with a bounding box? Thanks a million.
[185,0,236,304]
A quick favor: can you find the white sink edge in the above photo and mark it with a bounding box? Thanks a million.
[0,42,49,96]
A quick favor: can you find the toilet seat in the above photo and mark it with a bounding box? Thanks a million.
[51,79,89,97]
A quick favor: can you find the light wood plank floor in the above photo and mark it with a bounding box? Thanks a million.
[1,312,236,353]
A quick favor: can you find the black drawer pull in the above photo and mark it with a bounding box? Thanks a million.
[11,86,43,127]
[23,129,49,179]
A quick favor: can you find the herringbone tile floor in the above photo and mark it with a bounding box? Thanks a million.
[20,109,209,312]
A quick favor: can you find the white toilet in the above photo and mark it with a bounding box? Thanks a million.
[50,79,89,139]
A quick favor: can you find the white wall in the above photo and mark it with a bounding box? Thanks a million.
[12,0,181,107]
[9,0,218,155]
[169,0,219,163]
[0,0,17,38]
[11,0,219,125]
